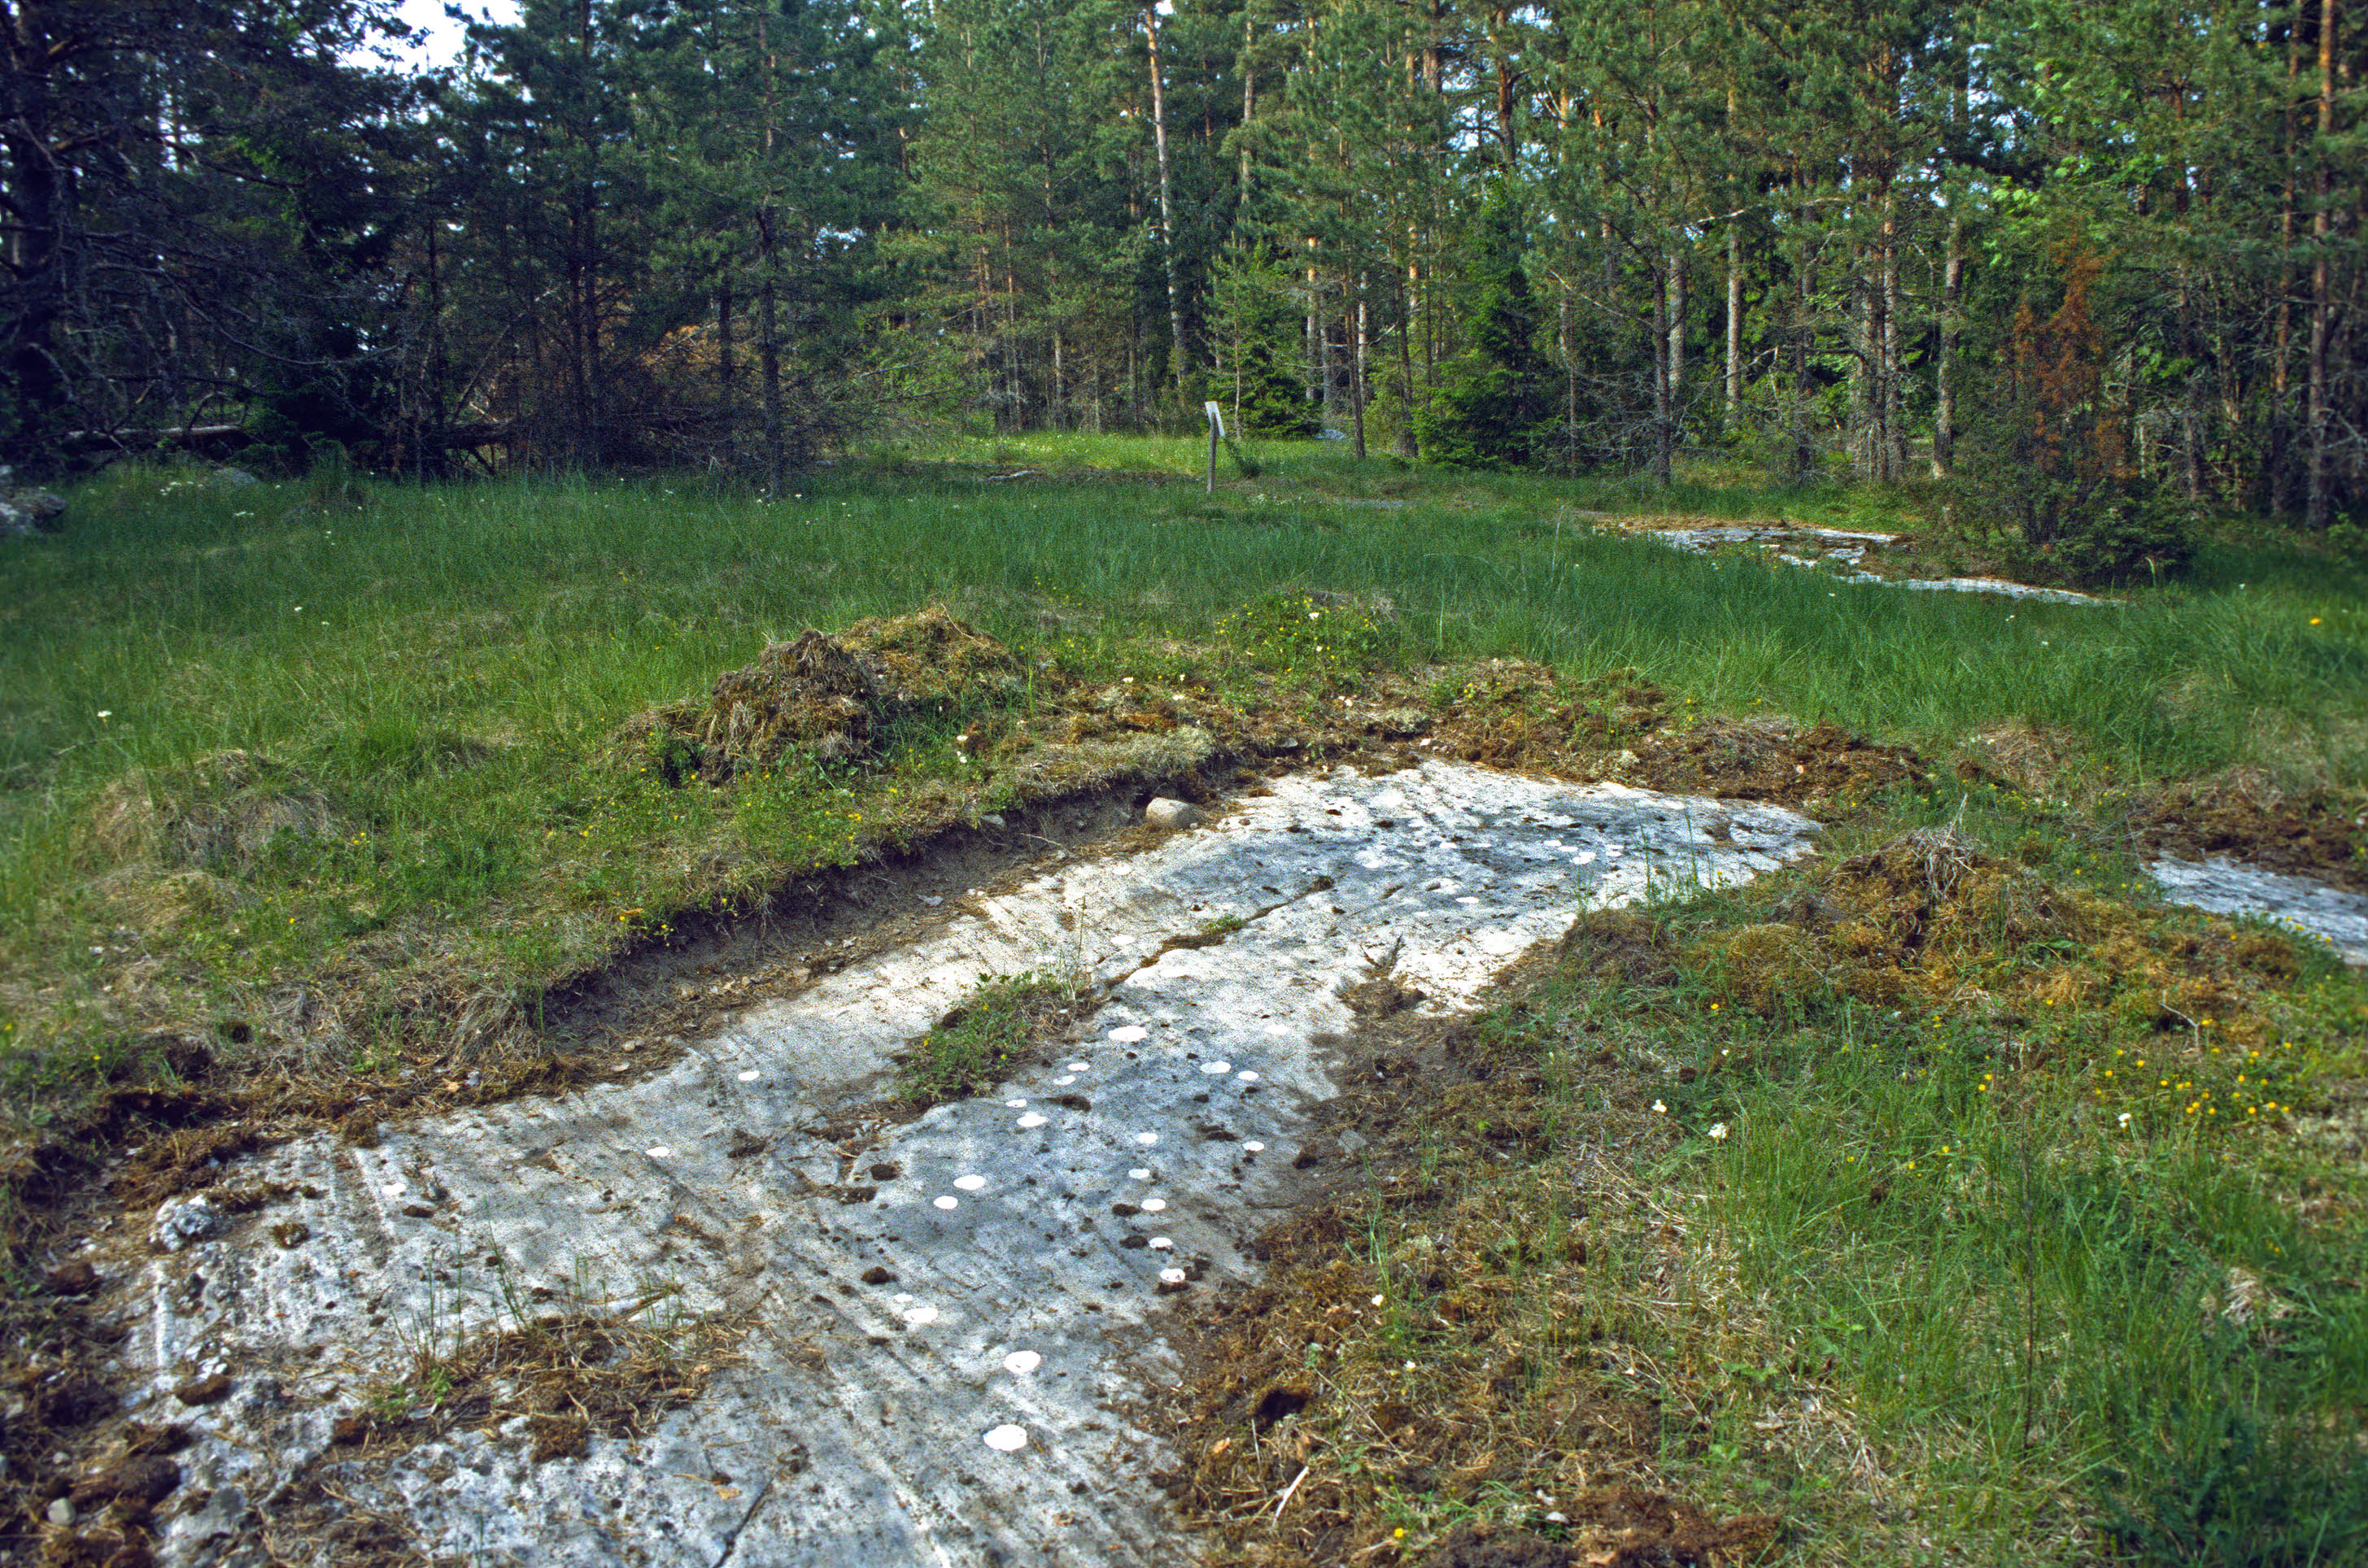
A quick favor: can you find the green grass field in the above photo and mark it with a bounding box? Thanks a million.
[2,438,2364,1564]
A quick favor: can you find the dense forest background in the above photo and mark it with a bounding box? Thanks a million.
[1,0,2361,543]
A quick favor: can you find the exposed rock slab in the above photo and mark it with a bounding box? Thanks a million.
[115,761,1819,1567]
[2151,854,2368,965]
[1641,523,2104,604]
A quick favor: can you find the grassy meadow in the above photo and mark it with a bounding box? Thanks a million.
[2,437,2365,1564]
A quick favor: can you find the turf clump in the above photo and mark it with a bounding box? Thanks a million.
[1693,826,2307,1037]
[629,607,1026,784]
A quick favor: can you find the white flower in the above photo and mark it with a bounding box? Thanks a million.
[2117,1112,2131,1126]
[1652,1100,1668,1114]
[1707,1122,1729,1141]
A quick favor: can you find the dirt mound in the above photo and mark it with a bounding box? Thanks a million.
[629,608,1027,783]
[1695,828,2301,1031]
[839,603,1027,711]
[89,751,336,870]
[1430,662,1667,771]
[2133,773,2368,894]
[1629,716,1926,808]
[1426,666,1923,812]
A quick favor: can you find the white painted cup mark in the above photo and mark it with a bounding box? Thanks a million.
[645,1147,673,1160]
[1140,1198,1167,1213]
[983,1424,1029,1453]
[1107,1026,1149,1044]
[1128,1168,1152,1180]
[1134,1131,1159,1146]
[1054,1076,1077,1086]
[1236,1070,1260,1083]
[901,1304,940,1326]
[1002,1350,1042,1375]
[953,1174,987,1192]
[1149,1237,1173,1250]
[1066,1062,1091,1073]
[736,1069,761,1082]
[1158,1268,1187,1284]
[1005,1098,1028,1108]
[1017,1113,1049,1130]
[933,1196,960,1211]
[1200,1061,1232,1075]
[1242,1141,1266,1153]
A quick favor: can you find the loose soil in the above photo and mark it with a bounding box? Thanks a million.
[1158,941,1783,1567]
[2130,773,2368,895]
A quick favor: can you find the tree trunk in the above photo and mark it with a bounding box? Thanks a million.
[717,282,737,468]
[1725,219,1742,426]
[2305,0,2339,529]
[1878,185,1904,480]
[1651,268,1673,485]
[1145,7,1189,392]
[1934,214,1961,477]
[1239,0,1256,194]
[1790,179,1816,479]
[757,211,787,498]
[1351,276,1368,460]
[1666,248,1686,455]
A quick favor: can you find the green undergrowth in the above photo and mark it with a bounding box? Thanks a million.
[0,446,2361,1180]
[896,970,1093,1108]
[1253,782,2368,1566]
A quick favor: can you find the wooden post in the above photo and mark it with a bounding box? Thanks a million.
[1205,400,1223,491]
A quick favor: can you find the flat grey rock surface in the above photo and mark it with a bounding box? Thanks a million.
[1642,525,2104,603]
[2151,855,2368,965]
[114,761,1818,1567]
